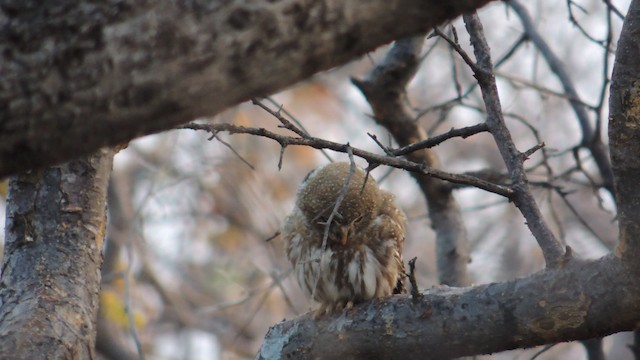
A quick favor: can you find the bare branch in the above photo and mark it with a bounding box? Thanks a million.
[180,122,514,197]
[258,257,640,359]
[251,98,309,139]
[392,123,489,157]
[462,13,567,267]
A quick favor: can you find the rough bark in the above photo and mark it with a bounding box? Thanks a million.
[0,149,114,359]
[257,1,640,358]
[258,256,640,359]
[0,0,494,178]
[609,0,640,269]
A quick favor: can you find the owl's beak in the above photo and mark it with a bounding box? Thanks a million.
[340,226,349,246]
[340,217,361,246]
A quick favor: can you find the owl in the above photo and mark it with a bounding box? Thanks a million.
[281,162,406,317]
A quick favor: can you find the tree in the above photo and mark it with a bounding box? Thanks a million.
[0,0,638,359]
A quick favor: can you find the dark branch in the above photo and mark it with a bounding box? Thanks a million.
[391,123,489,157]
[180,122,514,197]
[462,13,567,268]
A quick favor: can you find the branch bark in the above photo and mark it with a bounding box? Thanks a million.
[258,256,640,359]
[609,0,640,268]
[462,13,566,268]
[508,0,615,199]
[0,0,494,178]
[0,149,114,358]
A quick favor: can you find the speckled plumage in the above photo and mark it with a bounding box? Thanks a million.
[281,162,406,316]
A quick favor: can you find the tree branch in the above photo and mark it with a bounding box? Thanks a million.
[0,0,494,178]
[462,13,567,268]
[391,123,489,157]
[180,122,513,197]
[257,256,640,359]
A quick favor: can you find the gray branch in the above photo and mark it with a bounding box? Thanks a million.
[257,256,640,359]
[182,122,513,197]
[462,13,567,268]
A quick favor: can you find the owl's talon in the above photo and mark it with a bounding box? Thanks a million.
[345,301,354,310]
[313,304,329,319]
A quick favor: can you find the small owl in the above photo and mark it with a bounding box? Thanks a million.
[281,162,406,317]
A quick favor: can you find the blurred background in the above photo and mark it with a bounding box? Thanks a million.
[0,0,632,358]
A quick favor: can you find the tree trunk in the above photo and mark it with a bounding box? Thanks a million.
[0,149,114,359]
[609,0,640,269]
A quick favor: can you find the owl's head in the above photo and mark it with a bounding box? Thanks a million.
[296,162,381,229]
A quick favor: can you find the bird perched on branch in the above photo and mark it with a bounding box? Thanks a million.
[281,162,406,317]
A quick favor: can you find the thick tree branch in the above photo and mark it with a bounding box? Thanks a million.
[609,0,640,268]
[0,149,114,358]
[353,38,472,286]
[0,0,494,178]
[258,256,640,359]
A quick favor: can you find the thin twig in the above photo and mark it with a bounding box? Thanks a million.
[530,344,557,360]
[263,97,334,163]
[212,135,255,170]
[433,28,489,78]
[251,98,309,138]
[392,123,489,156]
[522,143,545,160]
[408,257,422,302]
[320,147,355,251]
[123,248,145,360]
